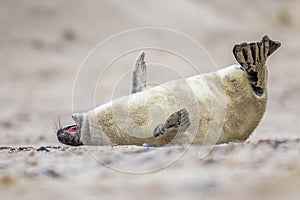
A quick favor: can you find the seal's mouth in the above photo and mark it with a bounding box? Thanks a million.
[65,124,79,132]
[57,124,83,146]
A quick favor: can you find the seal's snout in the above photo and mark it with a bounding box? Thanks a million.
[57,125,83,146]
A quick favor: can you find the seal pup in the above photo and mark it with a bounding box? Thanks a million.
[57,35,280,146]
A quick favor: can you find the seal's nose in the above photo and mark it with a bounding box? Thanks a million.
[57,128,68,145]
[56,127,83,146]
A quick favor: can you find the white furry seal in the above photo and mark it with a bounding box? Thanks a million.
[57,35,280,146]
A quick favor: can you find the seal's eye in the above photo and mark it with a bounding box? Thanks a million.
[67,125,78,132]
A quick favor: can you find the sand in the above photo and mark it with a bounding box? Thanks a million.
[0,0,300,199]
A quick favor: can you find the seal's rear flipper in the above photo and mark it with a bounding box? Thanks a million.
[153,108,191,138]
[267,37,281,56]
[232,35,281,96]
[130,51,148,94]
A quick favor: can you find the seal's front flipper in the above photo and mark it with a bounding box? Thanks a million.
[153,108,191,138]
[130,51,148,94]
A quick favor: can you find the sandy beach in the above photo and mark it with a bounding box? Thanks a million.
[1,0,300,199]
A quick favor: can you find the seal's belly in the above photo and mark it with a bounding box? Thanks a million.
[83,65,267,146]
[191,65,267,145]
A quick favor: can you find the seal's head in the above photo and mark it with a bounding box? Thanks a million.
[56,114,83,146]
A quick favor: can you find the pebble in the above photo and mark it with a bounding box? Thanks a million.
[37,146,50,152]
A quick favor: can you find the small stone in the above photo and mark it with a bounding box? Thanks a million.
[142,143,155,147]
[45,169,61,178]
[0,146,12,150]
[37,146,50,152]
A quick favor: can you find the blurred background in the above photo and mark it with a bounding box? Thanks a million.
[0,0,299,145]
[1,1,300,200]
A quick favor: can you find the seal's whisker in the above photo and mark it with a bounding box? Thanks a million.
[53,114,62,133]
